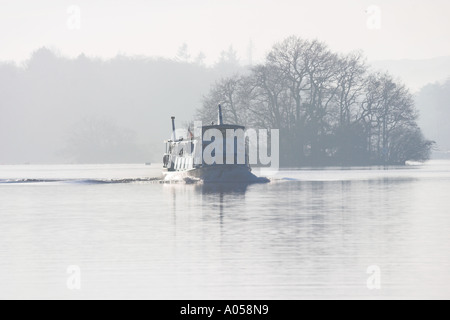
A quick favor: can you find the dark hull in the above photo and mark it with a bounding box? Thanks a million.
[163,165,268,183]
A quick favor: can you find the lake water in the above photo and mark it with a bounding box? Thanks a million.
[1,161,450,299]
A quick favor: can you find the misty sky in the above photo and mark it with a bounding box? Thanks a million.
[1,0,450,65]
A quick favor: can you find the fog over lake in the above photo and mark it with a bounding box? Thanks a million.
[1,0,449,301]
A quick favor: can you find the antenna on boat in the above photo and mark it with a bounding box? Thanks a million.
[218,104,224,125]
[171,116,176,141]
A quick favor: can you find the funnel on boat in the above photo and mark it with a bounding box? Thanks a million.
[218,104,223,125]
[171,116,176,141]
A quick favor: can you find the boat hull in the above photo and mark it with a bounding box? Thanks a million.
[163,165,268,183]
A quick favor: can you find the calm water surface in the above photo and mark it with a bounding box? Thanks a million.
[1,162,449,299]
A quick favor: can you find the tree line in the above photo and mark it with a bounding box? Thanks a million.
[0,47,243,164]
[197,36,434,166]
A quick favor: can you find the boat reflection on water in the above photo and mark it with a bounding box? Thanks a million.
[196,182,250,195]
[164,181,254,229]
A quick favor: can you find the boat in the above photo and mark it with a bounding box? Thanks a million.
[162,105,267,183]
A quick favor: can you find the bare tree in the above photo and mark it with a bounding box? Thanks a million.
[197,75,245,125]
[267,36,309,127]
[335,51,367,126]
[198,36,433,166]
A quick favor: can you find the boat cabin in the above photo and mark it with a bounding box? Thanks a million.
[163,106,250,172]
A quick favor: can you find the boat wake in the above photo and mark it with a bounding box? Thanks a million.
[0,176,271,185]
[0,171,272,185]
[163,172,270,184]
[0,178,161,185]
[0,179,63,184]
